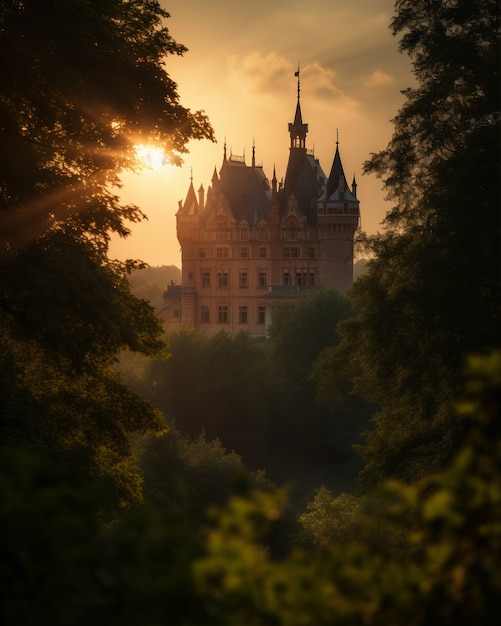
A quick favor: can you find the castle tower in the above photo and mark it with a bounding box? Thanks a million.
[166,175,200,327]
[284,70,313,219]
[316,134,360,290]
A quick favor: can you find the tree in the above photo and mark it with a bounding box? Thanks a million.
[193,351,501,625]
[270,290,352,388]
[0,0,213,506]
[0,0,213,252]
[324,0,500,486]
[0,447,208,626]
[270,289,372,463]
[139,426,273,516]
[134,330,286,466]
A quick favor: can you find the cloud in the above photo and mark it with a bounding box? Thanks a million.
[302,62,342,100]
[227,51,359,109]
[227,51,292,93]
[365,69,395,90]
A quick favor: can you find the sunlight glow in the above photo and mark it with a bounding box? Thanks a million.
[135,144,169,169]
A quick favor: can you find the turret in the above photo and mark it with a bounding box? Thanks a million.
[176,178,198,217]
[326,139,348,200]
[288,71,308,149]
[317,135,360,291]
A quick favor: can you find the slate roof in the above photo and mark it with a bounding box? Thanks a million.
[283,150,327,225]
[216,156,272,224]
[324,145,357,202]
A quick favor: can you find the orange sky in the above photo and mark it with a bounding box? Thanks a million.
[109,0,414,267]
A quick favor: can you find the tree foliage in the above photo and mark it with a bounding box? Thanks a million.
[0,0,213,251]
[193,351,501,626]
[270,289,372,463]
[139,426,273,516]
[324,0,500,486]
[0,0,213,505]
[133,330,287,465]
[2,351,499,625]
[0,447,207,626]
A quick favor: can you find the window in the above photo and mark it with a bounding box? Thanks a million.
[296,271,306,286]
[257,270,267,288]
[239,228,249,240]
[240,247,248,258]
[257,306,266,325]
[308,271,315,286]
[201,306,210,323]
[239,271,248,288]
[198,248,206,258]
[201,271,210,288]
[216,247,229,258]
[258,228,268,240]
[217,271,229,288]
[188,272,194,280]
[218,305,228,324]
[239,306,248,324]
[258,247,267,258]
[296,271,309,286]
[282,271,291,286]
[283,246,300,258]
[307,247,315,259]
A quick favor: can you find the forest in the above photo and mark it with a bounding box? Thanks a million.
[0,1,499,625]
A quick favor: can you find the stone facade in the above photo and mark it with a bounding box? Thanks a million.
[161,83,360,336]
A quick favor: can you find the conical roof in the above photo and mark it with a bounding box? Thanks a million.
[326,145,349,199]
[177,179,198,216]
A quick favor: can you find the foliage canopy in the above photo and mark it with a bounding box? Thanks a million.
[0,0,213,505]
[324,0,500,486]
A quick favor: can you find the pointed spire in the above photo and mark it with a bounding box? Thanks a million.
[272,164,277,192]
[178,175,199,216]
[212,166,219,187]
[351,174,358,199]
[252,138,255,167]
[223,138,227,162]
[288,66,308,149]
[326,140,348,199]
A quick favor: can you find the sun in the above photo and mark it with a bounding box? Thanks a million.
[134,144,169,169]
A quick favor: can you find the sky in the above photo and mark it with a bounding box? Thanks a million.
[109,0,414,268]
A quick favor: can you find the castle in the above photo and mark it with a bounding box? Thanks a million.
[161,77,360,336]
